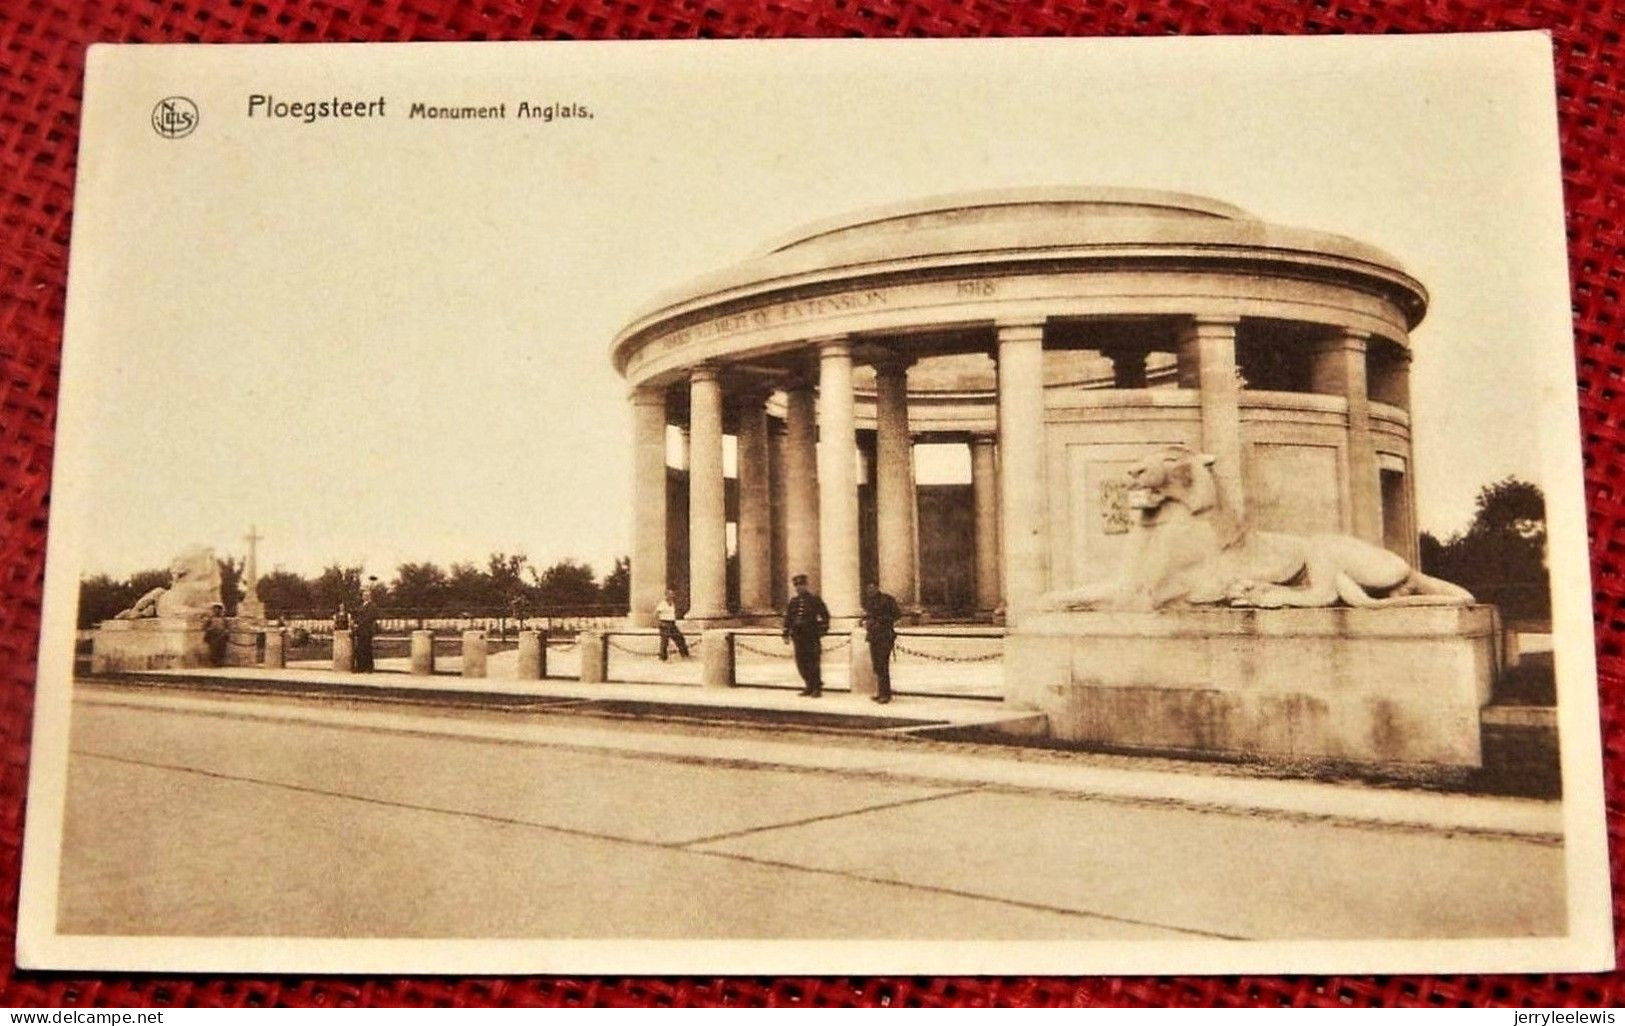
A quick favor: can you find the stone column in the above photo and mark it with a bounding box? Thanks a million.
[969,435,1002,613]
[700,629,735,688]
[1177,317,1245,517]
[409,629,434,675]
[578,630,607,683]
[784,380,821,591]
[461,629,488,678]
[263,627,286,669]
[996,321,1049,619]
[873,357,918,607]
[733,389,774,616]
[628,386,668,628]
[1369,338,1413,411]
[768,418,789,609]
[687,367,729,620]
[332,629,354,672]
[817,337,861,620]
[516,629,545,679]
[849,626,878,697]
[1312,329,1381,544]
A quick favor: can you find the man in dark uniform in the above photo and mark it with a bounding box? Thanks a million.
[860,582,902,704]
[203,602,229,667]
[353,592,378,672]
[782,573,831,697]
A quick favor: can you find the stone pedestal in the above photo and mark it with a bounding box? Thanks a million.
[332,629,355,672]
[223,621,264,667]
[1005,606,1498,769]
[461,630,488,678]
[91,617,209,673]
[263,628,286,669]
[579,631,607,683]
[849,626,878,697]
[700,629,734,689]
[409,630,435,675]
[516,630,546,679]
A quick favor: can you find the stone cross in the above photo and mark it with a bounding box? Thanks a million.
[239,524,265,619]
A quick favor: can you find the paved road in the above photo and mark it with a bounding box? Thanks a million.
[56,684,1566,941]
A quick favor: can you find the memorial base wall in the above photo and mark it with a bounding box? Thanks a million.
[1005,606,1498,768]
[91,617,210,672]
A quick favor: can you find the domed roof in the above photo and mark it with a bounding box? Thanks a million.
[613,186,1428,375]
[762,187,1253,257]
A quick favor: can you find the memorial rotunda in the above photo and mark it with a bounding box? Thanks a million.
[612,187,1426,628]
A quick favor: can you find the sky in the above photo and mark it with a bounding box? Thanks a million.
[58,34,1574,580]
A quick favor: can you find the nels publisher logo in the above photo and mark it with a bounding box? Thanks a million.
[150,96,198,139]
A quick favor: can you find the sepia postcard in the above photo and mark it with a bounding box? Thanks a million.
[16,32,1614,974]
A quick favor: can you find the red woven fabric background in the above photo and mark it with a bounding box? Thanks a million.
[0,0,1621,1009]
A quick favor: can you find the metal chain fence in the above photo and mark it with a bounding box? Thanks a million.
[892,639,1004,663]
[734,635,850,658]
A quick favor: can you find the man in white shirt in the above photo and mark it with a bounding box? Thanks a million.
[655,589,689,660]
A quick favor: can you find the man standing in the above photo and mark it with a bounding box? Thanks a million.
[654,589,689,660]
[353,591,378,673]
[203,602,229,667]
[782,573,831,697]
[861,582,903,704]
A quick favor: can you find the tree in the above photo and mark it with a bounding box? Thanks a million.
[532,559,600,609]
[391,562,449,611]
[256,569,312,614]
[217,555,245,616]
[1420,477,1548,622]
[1471,477,1546,544]
[77,568,172,628]
[486,552,530,610]
[445,561,490,611]
[310,564,364,614]
[600,556,631,609]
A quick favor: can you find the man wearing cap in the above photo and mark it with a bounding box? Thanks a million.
[782,574,831,697]
[860,582,903,704]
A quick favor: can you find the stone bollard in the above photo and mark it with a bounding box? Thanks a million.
[263,628,286,669]
[579,630,607,683]
[462,629,488,679]
[849,626,878,697]
[409,629,435,676]
[516,630,546,679]
[332,629,355,672]
[700,629,735,689]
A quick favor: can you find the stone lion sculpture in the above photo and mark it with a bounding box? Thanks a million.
[1040,445,1474,612]
[114,545,224,619]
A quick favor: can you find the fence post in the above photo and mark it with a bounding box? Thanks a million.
[579,631,608,682]
[462,629,488,678]
[332,629,355,673]
[701,629,735,689]
[264,628,286,669]
[517,629,546,679]
[849,626,877,697]
[410,629,435,675]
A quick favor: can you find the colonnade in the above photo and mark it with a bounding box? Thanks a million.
[627,314,1404,627]
[628,334,1014,627]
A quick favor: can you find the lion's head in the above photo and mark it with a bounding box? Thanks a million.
[1124,445,1220,521]
[154,545,222,617]
[168,545,219,584]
